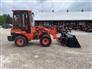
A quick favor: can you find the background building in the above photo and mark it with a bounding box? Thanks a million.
[34,11,92,31]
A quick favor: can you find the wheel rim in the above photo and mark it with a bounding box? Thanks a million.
[42,38,49,45]
[16,39,24,46]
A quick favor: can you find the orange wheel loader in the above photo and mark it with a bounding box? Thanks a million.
[7,10,81,48]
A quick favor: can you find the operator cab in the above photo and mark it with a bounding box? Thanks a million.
[13,10,33,33]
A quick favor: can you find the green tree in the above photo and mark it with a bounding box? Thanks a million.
[0,15,6,25]
[6,14,12,24]
[0,14,12,25]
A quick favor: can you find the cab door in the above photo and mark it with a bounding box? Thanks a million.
[13,12,31,33]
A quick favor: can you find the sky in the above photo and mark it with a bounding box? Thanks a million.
[0,0,92,15]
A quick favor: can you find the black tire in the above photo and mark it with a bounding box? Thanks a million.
[40,36,52,47]
[40,32,50,38]
[15,36,28,47]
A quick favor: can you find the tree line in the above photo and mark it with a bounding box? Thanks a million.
[0,14,12,25]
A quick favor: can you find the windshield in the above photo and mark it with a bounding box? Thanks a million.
[31,13,35,26]
[13,14,21,28]
[13,12,30,28]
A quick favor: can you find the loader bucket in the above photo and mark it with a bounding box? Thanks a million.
[59,33,81,48]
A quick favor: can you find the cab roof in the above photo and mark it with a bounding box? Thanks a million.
[12,10,32,13]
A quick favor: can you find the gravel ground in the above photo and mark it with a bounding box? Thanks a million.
[0,28,92,69]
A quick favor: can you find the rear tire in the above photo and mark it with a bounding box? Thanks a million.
[15,36,28,47]
[40,36,52,47]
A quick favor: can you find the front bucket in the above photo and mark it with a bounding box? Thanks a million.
[59,33,81,48]
[65,35,81,48]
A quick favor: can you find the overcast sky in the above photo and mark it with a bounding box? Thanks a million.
[0,0,92,15]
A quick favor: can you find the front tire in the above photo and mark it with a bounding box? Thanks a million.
[40,36,52,47]
[15,36,28,47]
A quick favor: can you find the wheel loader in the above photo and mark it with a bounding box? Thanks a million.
[7,10,81,48]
